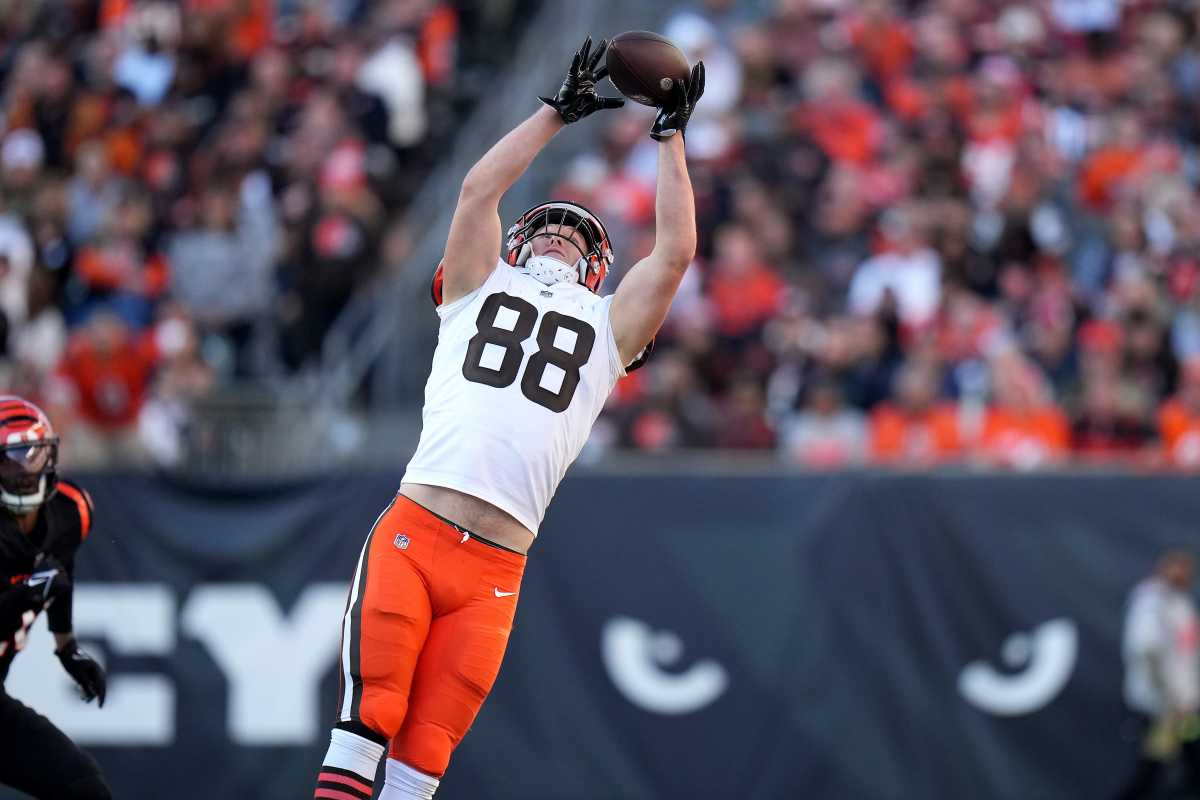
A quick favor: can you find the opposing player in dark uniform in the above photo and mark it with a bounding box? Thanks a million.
[0,395,110,799]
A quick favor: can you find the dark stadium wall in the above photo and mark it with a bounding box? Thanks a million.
[1,471,1185,799]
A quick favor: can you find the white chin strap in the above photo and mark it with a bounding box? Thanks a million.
[1,476,46,513]
[524,255,581,287]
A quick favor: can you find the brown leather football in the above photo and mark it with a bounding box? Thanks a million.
[605,31,690,107]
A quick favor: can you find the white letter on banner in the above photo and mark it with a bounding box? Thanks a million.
[6,584,176,744]
[181,583,345,744]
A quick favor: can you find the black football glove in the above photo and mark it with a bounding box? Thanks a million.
[650,61,706,142]
[539,36,625,124]
[26,554,71,608]
[0,585,41,655]
[56,638,106,707]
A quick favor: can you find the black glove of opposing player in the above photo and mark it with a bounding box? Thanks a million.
[56,638,106,707]
[540,36,625,124]
[650,61,706,141]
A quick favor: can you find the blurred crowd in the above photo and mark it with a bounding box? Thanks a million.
[12,0,1200,473]
[0,0,535,466]
[569,0,1200,470]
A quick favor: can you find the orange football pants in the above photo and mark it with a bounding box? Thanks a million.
[335,493,526,777]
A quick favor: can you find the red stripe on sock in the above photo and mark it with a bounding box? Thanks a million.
[315,789,364,800]
[318,772,373,795]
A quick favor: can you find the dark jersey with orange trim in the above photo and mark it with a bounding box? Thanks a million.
[0,478,93,681]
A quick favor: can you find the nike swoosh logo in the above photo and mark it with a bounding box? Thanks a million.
[25,570,54,587]
[494,588,516,598]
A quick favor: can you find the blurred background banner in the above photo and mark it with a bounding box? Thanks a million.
[1,470,1182,799]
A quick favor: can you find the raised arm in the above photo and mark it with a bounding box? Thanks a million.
[440,37,624,305]
[440,107,563,304]
[611,63,704,365]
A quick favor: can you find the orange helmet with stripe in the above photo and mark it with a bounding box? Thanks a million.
[0,396,59,513]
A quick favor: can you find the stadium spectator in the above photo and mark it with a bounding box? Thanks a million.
[113,2,181,107]
[71,188,167,328]
[12,0,1200,470]
[1158,359,1200,470]
[138,304,213,467]
[541,0,1200,469]
[358,13,429,149]
[67,141,125,247]
[869,360,962,466]
[706,222,785,342]
[0,0,505,466]
[846,205,942,330]
[278,139,382,370]
[46,311,160,466]
[0,209,34,348]
[780,377,868,469]
[977,351,1070,470]
[4,268,66,398]
[166,172,278,375]
[617,350,718,451]
[1072,365,1155,464]
[715,372,775,450]
[1,129,47,221]
[1115,549,1200,799]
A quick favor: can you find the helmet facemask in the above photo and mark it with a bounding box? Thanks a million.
[0,396,60,514]
[0,439,58,514]
[505,202,613,293]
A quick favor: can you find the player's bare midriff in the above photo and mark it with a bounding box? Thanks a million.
[398,482,535,554]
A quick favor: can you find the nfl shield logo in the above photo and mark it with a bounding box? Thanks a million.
[394,533,410,550]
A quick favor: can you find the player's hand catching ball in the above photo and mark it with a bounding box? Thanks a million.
[539,36,625,124]
[56,638,107,707]
[650,61,705,141]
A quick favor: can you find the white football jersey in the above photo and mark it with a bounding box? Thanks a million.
[402,260,627,534]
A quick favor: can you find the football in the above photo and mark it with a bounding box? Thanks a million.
[605,31,690,107]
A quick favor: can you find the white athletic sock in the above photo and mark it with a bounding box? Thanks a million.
[378,757,440,799]
[316,728,385,799]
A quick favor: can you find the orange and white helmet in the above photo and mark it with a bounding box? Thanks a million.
[0,396,58,513]
[431,200,614,305]
[504,201,613,293]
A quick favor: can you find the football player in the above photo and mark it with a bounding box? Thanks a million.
[312,37,704,800]
[0,396,110,799]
